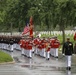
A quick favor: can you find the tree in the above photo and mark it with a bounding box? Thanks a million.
[0,0,76,39]
[58,0,76,43]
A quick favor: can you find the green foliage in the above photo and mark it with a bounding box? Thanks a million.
[0,0,76,31]
[0,51,13,63]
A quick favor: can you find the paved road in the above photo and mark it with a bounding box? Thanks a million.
[0,49,76,75]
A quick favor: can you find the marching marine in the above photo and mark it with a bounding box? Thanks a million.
[45,40,51,60]
[62,37,73,70]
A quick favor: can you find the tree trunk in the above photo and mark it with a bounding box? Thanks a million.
[62,25,65,44]
[59,14,65,44]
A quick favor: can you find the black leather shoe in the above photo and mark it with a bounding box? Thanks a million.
[68,67,71,70]
[46,58,49,60]
[55,56,58,58]
[66,67,71,70]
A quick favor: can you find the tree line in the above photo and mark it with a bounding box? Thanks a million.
[0,0,76,42]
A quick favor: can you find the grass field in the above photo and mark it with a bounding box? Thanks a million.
[0,50,13,63]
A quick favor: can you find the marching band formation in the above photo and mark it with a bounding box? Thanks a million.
[0,35,75,71]
[0,35,60,60]
[0,35,21,51]
[19,36,60,60]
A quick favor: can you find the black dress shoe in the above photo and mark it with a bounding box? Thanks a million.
[66,67,71,70]
[46,58,49,60]
[68,67,71,70]
[55,56,58,58]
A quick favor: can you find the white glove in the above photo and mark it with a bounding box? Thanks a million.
[62,54,65,56]
[72,54,75,56]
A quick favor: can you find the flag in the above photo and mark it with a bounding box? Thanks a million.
[22,16,34,37]
[29,16,33,25]
[29,16,33,38]
[22,23,30,35]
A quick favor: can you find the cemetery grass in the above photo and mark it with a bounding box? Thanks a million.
[0,50,13,63]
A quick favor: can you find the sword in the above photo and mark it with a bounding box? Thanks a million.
[59,54,65,59]
[59,56,65,59]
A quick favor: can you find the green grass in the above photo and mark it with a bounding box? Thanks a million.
[0,50,13,63]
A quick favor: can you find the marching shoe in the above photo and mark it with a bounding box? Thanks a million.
[46,58,49,60]
[66,67,71,70]
[68,67,71,70]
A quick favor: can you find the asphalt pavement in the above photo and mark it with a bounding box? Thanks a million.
[0,49,76,75]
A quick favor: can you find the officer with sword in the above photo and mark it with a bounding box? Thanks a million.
[62,37,74,70]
